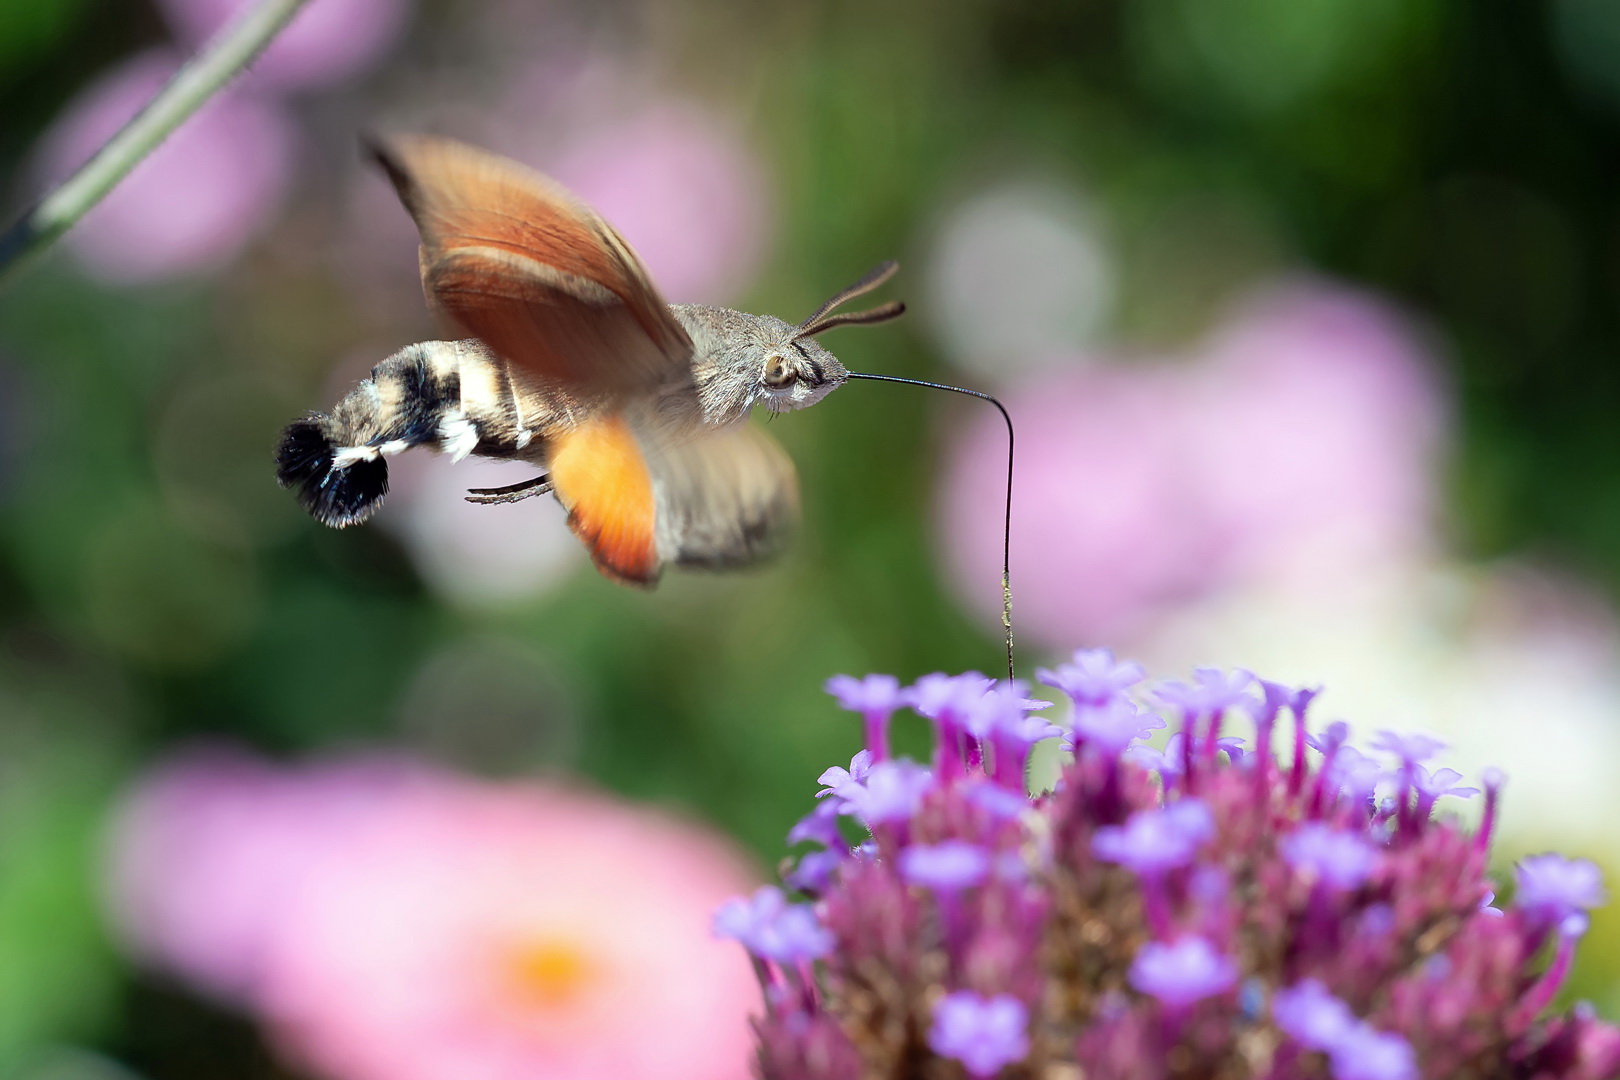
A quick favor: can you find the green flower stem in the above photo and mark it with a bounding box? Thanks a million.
[0,0,314,286]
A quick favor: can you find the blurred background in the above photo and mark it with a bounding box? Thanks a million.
[3,0,1620,1076]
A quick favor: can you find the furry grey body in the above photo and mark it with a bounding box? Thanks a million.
[274,304,848,528]
[348,305,844,462]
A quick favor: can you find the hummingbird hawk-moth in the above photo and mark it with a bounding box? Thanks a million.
[276,134,905,587]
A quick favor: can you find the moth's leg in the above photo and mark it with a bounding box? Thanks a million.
[464,474,554,505]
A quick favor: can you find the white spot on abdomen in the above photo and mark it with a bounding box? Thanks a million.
[438,409,480,462]
[332,445,381,468]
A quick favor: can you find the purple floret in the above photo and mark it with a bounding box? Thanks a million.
[713,886,835,962]
[1069,698,1166,756]
[961,681,1032,740]
[1247,678,1295,722]
[1272,978,1356,1050]
[1290,685,1322,714]
[908,672,993,720]
[827,674,905,761]
[726,657,1620,1080]
[1037,647,1146,706]
[825,673,905,716]
[787,800,846,849]
[1154,667,1253,716]
[837,760,934,826]
[816,750,872,801]
[1371,730,1447,767]
[785,849,843,895]
[1330,1024,1419,1080]
[1515,854,1607,925]
[1282,822,1381,890]
[899,841,991,892]
[1410,765,1478,801]
[1124,742,1175,778]
[1324,746,1384,802]
[1128,936,1238,1008]
[997,710,1065,747]
[1305,720,1351,757]
[927,991,1029,1077]
[1092,798,1214,875]
[963,781,1033,819]
[1125,731,1188,782]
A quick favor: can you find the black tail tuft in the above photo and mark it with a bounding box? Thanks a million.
[275,417,389,528]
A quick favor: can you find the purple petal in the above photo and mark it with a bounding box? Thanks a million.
[839,760,934,826]
[1092,799,1214,876]
[1371,730,1447,766]
[1128,936,1238,1008]
[928,991,1030,1077]
[825,673,905,716]
[899,841,991,892]
[1329,1024,1418,1080]
[1515,854,1606,924]
[1282,823,1380,891]
[1272,979,1356,1050]
[1037,648,1146,706]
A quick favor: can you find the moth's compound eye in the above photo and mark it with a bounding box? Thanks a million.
[763,355,794,388]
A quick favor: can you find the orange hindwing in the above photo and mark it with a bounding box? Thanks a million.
[546,415,659,586]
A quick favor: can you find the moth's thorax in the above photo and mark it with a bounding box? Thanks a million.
[671,304,848,425]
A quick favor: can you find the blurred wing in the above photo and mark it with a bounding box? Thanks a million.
[654,423,800,571]
[369,134,693,397]
[545,416,799,587]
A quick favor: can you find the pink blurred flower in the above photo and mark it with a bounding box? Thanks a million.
[109,748,761,1080]
[937,280,1446,648]
[552,104,770,304]
[107,748,432,1000]
[33,50,297,285]
[158,0,409,91]
[1189,285,1445,588]
[944,362,1224,644]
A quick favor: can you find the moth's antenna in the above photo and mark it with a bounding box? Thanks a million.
[846,371,1017,681]
[798,300,905,339]
[794,261,902,340]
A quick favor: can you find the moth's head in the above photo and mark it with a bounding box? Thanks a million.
[758,329,849,412]
[758,261,905,413]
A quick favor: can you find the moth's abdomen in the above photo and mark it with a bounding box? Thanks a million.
[275,339,535,528]
[275,415,392,527]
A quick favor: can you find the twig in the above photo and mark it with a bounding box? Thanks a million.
[0,0,314,286]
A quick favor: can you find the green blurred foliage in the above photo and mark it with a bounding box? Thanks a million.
[0,666,127,1073]
[1,0,1619,1073]
[0,0,93,83]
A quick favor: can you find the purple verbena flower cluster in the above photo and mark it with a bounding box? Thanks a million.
[715,650,1620,1079]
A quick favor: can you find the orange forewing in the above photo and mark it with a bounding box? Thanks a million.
[370,135,691,397]
[546,414,659,585]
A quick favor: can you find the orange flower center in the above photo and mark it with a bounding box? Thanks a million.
[503,938,595,1008]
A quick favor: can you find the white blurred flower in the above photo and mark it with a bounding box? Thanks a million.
[1140,561,1620,856]
[923,179,1115,375]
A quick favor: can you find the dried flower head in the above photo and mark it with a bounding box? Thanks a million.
[716,651,1620,1079]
